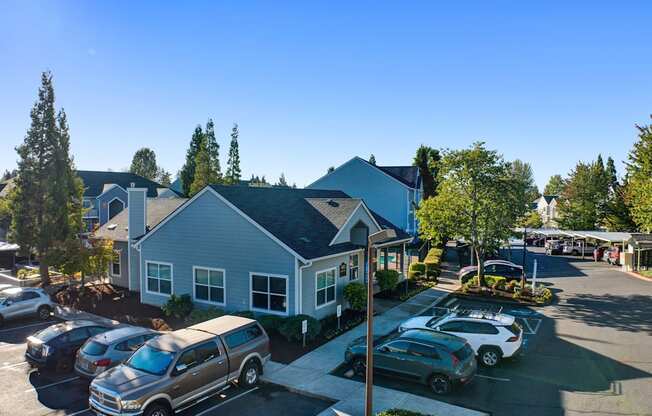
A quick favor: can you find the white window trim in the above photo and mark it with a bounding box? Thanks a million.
[349,253,360,281]
[144,260,173,297]
[249,272,289,316]
[192,266,226,306]
[315,267,337,310]
[110,249,122,278]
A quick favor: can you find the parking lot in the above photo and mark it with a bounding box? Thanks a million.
[0,318,333,416]
[335,247,652,416]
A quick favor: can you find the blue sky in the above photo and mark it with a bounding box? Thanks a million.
[1,1,651,190]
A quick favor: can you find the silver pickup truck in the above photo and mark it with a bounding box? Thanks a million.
[89,315,270,416]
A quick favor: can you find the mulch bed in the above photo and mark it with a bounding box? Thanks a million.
[54,284,184,331]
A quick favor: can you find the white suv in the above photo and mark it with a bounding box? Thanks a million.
[0,287,55,327]
[399,310,523,367]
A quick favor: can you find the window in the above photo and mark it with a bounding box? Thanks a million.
[439,321,466,333]
[224,325,263,349]
[177,349,198,369]
[465,322,499,335]
[66,328,91,343]
[194,267,225,305]
[195,341,220,363]
[349,254,359,281]
[116,336,145,352]
[251,274,287,314]
[146,262,172,295]
[82,199,93,209]
[88,326,108,336]
[18,291,39,302]
[383,341,410,354]
[316,268,336,308]
[407,342,440,359]
[110,251,121,277]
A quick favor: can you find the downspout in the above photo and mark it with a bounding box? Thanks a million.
[298,259,313,315]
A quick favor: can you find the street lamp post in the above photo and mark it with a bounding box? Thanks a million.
[365,229,397,416]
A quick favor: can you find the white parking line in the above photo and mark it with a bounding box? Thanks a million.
[194,387,259,416]
[476,374,511,382]
[0,343,26,351]
[24,376,80,393]
[0,361,28,370]
[0,321,51,333]
[68,408,91,416]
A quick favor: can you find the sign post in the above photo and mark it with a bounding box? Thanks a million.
[337,304,342,331]
[532,259,538,292]
[301,319,307,348]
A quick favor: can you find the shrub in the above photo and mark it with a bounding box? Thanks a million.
[534,287,553,305]
[343,282,367,311]
[233,310,256,319]
[188,307,224,324]
[377,409,431,416]
[408,262,426,279]
[17,269,29,279]
[258,314,286,332]
[375,269,400,292]
[279,314,321,343]
[161,294,193,318]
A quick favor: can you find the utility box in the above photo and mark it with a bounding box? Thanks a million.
[621,252,633,272]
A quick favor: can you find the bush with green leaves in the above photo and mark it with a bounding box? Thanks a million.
[258,314,286,332]
[375,269,400,292]
[279,314,321,343]
[533,287,553,305]
[232,310,256,319]
[188,307,224,324]
[408,262,426,279]
[161,294,193,318]
[343,282,367,311]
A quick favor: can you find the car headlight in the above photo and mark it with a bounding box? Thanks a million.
[120,400,142,411]
[42,345,51,357]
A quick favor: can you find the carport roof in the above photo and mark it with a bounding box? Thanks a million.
[581,231,632,243]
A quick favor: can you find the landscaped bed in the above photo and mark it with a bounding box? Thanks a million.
[459,274,554,306]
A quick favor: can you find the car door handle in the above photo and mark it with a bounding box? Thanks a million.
[191,371,200,376]
[217,360,225,365]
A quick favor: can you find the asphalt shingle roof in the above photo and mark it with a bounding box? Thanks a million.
[209,185,410,259]
[378,165,420,188]
[94,197,187,241]
[77,171,170,198]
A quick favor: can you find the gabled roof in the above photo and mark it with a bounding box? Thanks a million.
[77,171,172,198]
[93,197,187,242]
[208,185,410,260]
[543,195,558,204]
[377,165,420,188]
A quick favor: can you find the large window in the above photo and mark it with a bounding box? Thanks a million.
[316,268,336,308]
[194,267,225,305]
[251,274,287,314]
[146,262,172,295]
[349,254,359,281]
[110,250,121,277]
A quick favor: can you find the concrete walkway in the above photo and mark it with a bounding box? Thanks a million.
[262,286,485,416]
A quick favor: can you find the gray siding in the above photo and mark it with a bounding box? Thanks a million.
[330,204,380,245]
[108,241,130,288]
[139,190,297,315]
[300,250,363,320]
[128,189,146,291]
[98,186,128,225]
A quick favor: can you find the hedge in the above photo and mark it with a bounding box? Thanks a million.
[161,294,193,318]
[375,269,400,292]
[408,262,426,279]
[258,314,286,332]
[187,307,224,325]
[279,314,321,342]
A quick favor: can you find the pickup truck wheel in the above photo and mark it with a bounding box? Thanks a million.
[37,305,51,320]
[144,403,171,416]
[239,360,260,387]
[479,347,502,367]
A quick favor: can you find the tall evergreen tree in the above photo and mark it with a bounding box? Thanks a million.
[189,136,219,196]
[276,173,289,187]
[413,145,441,199]
[179,125,204,196]
[129,148,158,180]
[225,124,242,185]
[204,119,222,182]
[12,72,81,284]
[626,118,652,231]
[557,157,609,230]
[544,174,565,195]
[369,154,376,165]
[157,168,172,186]
[327,166,335,174]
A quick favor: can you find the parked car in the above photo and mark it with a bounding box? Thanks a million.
[25,320,112,372]
[399,309,523,367]
[603,246,621,265]
[75,326,161,378]
[562,242,595,256]
[89,315,270,416]
[0,284,16,292]
[0,287,55,327]
[344,329,476,395]
[545,240,563,255]
[458,260,524,284]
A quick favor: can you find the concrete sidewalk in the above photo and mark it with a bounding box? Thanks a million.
[262,286,485,416]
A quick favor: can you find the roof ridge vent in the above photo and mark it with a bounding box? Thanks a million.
[326,199,339,207]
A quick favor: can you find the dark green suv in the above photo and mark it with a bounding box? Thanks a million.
[344,329,476,394]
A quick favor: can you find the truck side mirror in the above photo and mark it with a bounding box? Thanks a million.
[173,363,188,375]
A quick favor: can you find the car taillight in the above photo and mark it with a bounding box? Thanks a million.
[94,358,111,367]
[506,336,519,342]
[450,353,460,367]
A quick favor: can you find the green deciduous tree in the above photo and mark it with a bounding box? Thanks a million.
[11,72,82,285]
[544,174,565,196]
[511,159,540,204]
[413,145,441,199]
[129,148,158,180]
[557,156,609,230]
[157,168,172,186]
[625,118,652,232]
[416,142,519,286]
[225,124,242,185]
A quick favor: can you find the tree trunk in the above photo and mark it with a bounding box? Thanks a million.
[475,247,486,287]
[39,259,50,286]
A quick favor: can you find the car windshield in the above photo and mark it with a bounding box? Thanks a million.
[126,345,174,376]
[82,340,109,356]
